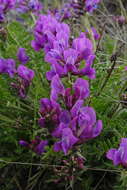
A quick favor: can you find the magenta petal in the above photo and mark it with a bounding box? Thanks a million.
[91,27,100,40]
[19,140,29,147]
[61,128,78,155]
[113,150,122,166]
[73,36,93,60]
[71,100,84,118]
[92,120,103,137]
[59,110,71,124]
[53,128,78,155]
[64,48,78,66]
[106,149,116,160]
[52,122,67,138]
[79,107,96,127]
[17,48,29,64]
[106,138,127,167]
[17,65,34,81]
[80,65,96,79]
[54,141,62,152]
[35,140,48,155]
[73,78,90,99]
[50,74,65,101]
[46,70,56,81]
[40,98,52,113]
[52,62,67,76]
[6,59,16,78]
[31,40,42,51]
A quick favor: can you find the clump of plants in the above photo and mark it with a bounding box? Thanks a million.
[1,0,127,190]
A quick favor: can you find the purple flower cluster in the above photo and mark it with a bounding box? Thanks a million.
[32,14,96,81]
[107,138,127,167]
[0,0,42,22]
[28,14,103,155]
[0,47,34,98]
[38,74,102,155]
[54,0,101,21]
[15,0,43,14]
[54,3,72,21]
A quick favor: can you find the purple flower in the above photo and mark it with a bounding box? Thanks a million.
[78,107,96,127]
[86,27,100,40]
[32,14,58,52]
[6,59,16,77]
[19,137,48,155]
[50,75,90,106]
[63,48,78,72]
[0,58,6,73]
[50,74,65,102]
[19,140,29,147]
[46,63,67,80]
[40,98,53,114]
[31,39,44,51]
[56,22,70,36]
[0,13,4,22]
[51,99,102,155]
[32,14,70,55]
[71,100,84,118]
[17,65,34,81]
[30,13,103,157]
[45,31,96,80]
[54,128,78,155]
[34,140,48,155]
[70,104,103,142]
[59,110,71,124]
[32,15,96,80]
[52,122,68,138]
[106,138,127,167]
[0,58,16,77]
[77,111,102,141]
[11,65,35,98]
[39,98,61,128]
[85,0,101,13]
[0,57,34,98]
[79,66,96,79]
[17,48,29,64]
[72,34,93,61]
[91,27,100,40]
[40,98,61,116]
